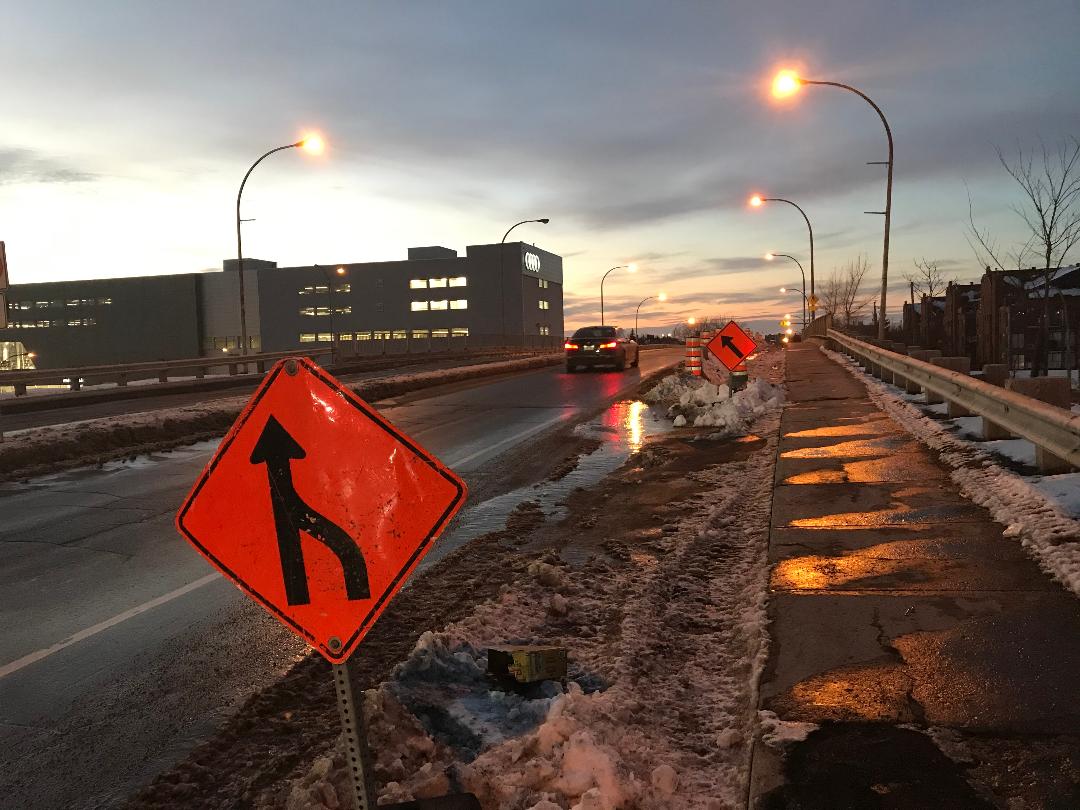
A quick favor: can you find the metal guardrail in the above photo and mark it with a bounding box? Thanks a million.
[827,329,1080,469]
[0,348,333,395]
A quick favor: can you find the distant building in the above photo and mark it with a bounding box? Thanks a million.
[0,242,563,369]
[918,295,947,350]
[975,264,1080,371]
[942,282,981,364]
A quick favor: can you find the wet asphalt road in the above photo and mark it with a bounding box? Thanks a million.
[0,348,681,810]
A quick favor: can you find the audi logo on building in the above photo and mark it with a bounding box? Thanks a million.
[523,252,541,273]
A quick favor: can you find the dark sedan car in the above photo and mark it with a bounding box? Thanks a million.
[564,326,640,372]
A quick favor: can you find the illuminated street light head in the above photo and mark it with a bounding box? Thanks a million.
[749,194,764,208]
[627,263,638,273]
[687,316,697,325]
[779,287,787,293]
[772,69,802,99]
[765,252,775,260]
[298,133,325,154]
[336,266,346,276]
[658,292,668,302]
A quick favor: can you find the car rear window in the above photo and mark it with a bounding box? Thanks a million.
[572,327,617,339]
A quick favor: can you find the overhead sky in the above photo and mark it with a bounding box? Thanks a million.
[2,1,1079,333]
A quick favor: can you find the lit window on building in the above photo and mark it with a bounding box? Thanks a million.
[412,329,429,339]
[428,277,448,288]
[451,327,469,337]
[67,318,97,327]
[336,306,352,314]
[299,285,330,295]
[392,330,407,339]
[35,301,50,309]
[336,283,351,294]
[299,333,317,343]
[539,325,550,335]
[410,279,427,289]
[373,330,391,339]
[450,299,467,310]
[449,276,467,287]
[431,328,449,338]
[539,278,549,289]
[317,333,332,342]
[430,300,449,311]
[539,300,550,310]
[356,331,372,341]
[411,301,429,312]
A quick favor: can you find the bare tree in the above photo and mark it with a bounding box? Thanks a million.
[904,258,951,300]
[822,255,873,328]
[967,137,1080,375]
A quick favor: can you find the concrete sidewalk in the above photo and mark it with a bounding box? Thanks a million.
[751,341,1080,808]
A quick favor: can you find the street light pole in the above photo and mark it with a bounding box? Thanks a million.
[772,72,893,340]
[235,135,323,356]
[498,218,549,341]
[767,253,807,328]
[600,264,637,326]
[751,196,815,314]
[634,292,667,338]
[804,79,893,341]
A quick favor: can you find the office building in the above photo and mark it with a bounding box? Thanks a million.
[0,242,563,369]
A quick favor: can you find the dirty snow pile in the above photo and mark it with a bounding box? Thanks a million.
[823,344,1080,597]
[286,414,782,810]
[645,372,784,431]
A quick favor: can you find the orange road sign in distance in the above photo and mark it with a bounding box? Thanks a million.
[176,357,466,662]
[706,321,758,372]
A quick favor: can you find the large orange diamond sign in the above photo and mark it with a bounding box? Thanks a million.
[706,320,758,371]
[176,357,467,662]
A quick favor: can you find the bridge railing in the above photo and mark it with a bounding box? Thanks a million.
[0,334,564,397]
[826,329,1080,473]
[0,348,334,396]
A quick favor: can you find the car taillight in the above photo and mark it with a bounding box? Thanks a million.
[564,342,579,350]
[599,341,617,349]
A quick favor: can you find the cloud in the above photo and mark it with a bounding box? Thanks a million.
[0,148,96,185]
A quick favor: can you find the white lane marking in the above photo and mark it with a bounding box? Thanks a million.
[444,412,572,470]
[0,572,220,680]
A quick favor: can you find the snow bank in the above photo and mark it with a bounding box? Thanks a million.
[285,376,784,809]
[822,344,1080,597]
[645,373,784,433]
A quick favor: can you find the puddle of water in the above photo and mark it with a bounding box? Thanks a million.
[418,400,673,574]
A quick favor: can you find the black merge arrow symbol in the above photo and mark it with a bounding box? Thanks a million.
[250,414,371,606]
[720,334,746,359]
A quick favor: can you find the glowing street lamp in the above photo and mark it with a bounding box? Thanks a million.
[600,263,638,326]
[634,292,667,338]
[769,68,894,340]
[236,132,326,356]
[767,252,808,328]
[751,197,815,317]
